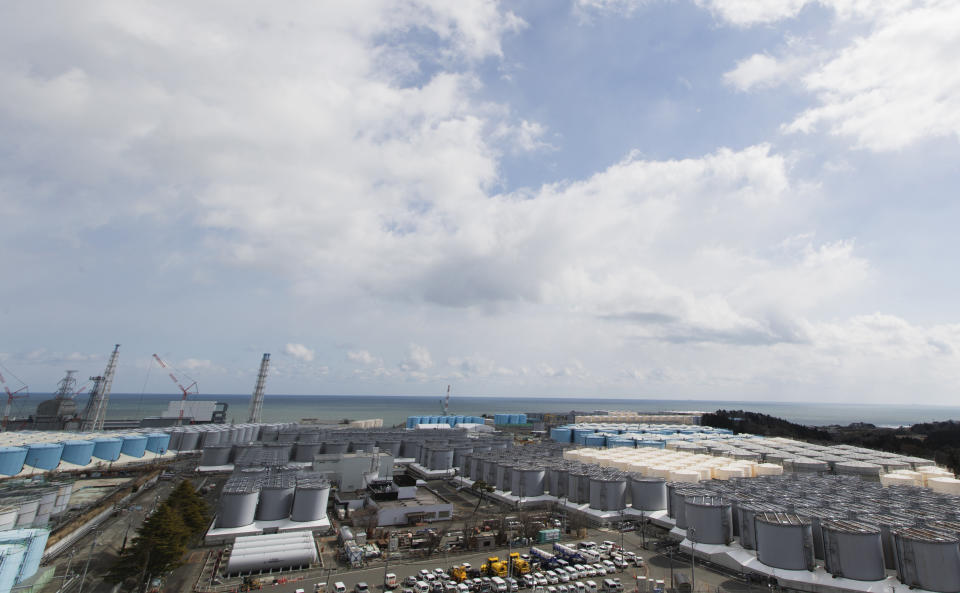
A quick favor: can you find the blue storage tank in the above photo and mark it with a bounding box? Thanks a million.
[608,437,635,448]
[23,443,63,470]
[0,447,27,476]
[455,415,465,425]
[145,433,170,454]
[60,440,95,465]
[405,416,415,429]
[584,434,607,447]
[494,414,507,425]
[519,413,527,424]
[637,440,666,449]
[0,543,25,592]
[120,435,148,458]
[550,428,573,443]
[0,528,48,585]
[91,438,122,461]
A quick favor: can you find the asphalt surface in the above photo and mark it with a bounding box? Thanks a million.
[256,526,752,593]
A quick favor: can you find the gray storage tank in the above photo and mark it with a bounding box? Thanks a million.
[324,441,349,455]
[755,512,815,571]
[512,466,546,497]
[629,476,667,511]
[217,479,260,528]
[200,445,233,467]
[588,475,627,511]
[293,443,322,462]
[255,475,296,521]
[429,448,454,471]
[685,496,732,545]
[893,527,960,593]
[377,440,403,458]
[738,503,784,550]
[290,477,331,522]
[821,519,886,581]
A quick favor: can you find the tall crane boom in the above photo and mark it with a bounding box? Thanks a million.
[247,353,271,423]
[0,364,28,432]
[152,353,198,427]
[442,384,451,415]
[81,344,120,432]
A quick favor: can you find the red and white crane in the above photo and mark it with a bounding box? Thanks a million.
[152,354,198,427]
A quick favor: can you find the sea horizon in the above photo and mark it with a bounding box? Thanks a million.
[9,393,959,429]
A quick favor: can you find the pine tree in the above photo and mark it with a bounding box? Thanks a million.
[107,481,202,584]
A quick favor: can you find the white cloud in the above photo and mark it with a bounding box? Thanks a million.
[401,343,434,372]
[785,1,960,150]
[724,53,810,92]
[283,343,315,362]
[347,350,380,366]
[695,0,915,26]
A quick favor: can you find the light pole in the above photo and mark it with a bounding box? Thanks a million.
[688,528,696,593]
[77,530,100,593]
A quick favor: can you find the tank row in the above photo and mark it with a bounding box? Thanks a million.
[215,469,331,528]
[558,434,947,489]
[0,431,172,476]
[550,423,734,446]
[406,415,487,428]
[463,444,681,512]
[186,424,516,471]
[663,473,960,593]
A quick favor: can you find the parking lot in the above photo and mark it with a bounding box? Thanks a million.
[256,525,750,593]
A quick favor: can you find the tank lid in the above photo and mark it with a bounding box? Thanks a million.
[821,519,880,534]
[755,511,810,526]
[894,527,958,543]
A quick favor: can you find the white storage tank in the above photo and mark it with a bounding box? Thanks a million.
[226,531,318,575]
[755,512,815,571]
[821,519,886,581]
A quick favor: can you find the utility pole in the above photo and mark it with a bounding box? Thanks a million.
[56,549,76,593]
[689,528,696,593]
[77,530,100,593]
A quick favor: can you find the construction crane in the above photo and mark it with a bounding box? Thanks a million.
[80,344,120,432]
[246,353,270,423]
[441,384,451,415]
[152,354,198,427]
[0,364,28,432]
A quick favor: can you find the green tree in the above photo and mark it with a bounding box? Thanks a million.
[108,480,207,585]
[167,480,209,535]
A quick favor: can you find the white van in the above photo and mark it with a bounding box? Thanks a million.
[585,581,598,593]
[416,582,431,593]
[573,582,586,593]
[601,580,622,593]
[334,582,347,593]
[492,577,508,593]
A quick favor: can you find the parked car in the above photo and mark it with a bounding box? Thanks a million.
[522,575,536,588]
[385,574,399,590]
[355,583,369,593]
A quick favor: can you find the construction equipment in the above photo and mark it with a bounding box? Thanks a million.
[449,566,469,583]
[151,354,198,427]
[80,344,120,431]
[509,552,531,575]
[481,556,508,577]
[246,353,270,423]
[0,363,28,432]
[241,576,263,591]
[441,384,450,415]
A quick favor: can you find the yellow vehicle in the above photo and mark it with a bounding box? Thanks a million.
[509,552,531,576]
[481,556,508,577]
[240,576,263,591]
[450,566,470,583]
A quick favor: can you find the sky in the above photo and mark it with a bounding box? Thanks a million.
[2,0,960,403]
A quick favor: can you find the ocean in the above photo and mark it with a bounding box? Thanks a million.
[10,393,960,428]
